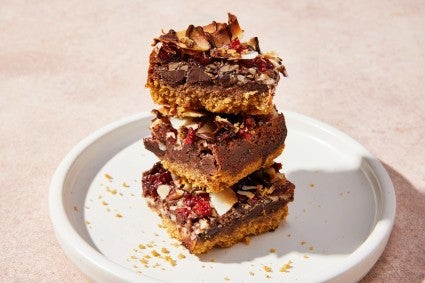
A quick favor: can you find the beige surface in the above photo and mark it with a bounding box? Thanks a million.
[0,1,424,282]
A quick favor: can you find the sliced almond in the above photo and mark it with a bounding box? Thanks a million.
[181,110,207,117]
[209,188,238,216]
[241,185,257,191]
[237,190,255,199]
[169,117,196,130]
[198,121,216,134]
[157,184,171,200]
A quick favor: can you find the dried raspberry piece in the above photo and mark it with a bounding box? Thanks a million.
[184,128,197,144]
[174,207,191,222]
[229,38,246,53]
[192,53,212,65]
[241,57,274,73]
[142,163,172,198]
[184,194,212,218]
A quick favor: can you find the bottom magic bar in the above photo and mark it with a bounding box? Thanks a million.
[142,162,295,254]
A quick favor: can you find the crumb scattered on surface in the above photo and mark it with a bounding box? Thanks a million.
[287,233,291,238]
[104,173,113,181]
[224,277,230,281]
[249,271,255,276]
[106,187,117,195]
[151,250,160,257]
[309,183,315,188]
[269,248,276,253]
[123,182,130,187]
[138,244,146,249]
[102,200,108,206]
[115,213,123,218]
[161,247,169,254]
[73,206,78,212]
[309,246,314,251]
[279,260,293,272]
[303,254,309,259]
[301,241,306,245]
[178,253,186,259]
[85,220,90,225]
[263,265,272,272]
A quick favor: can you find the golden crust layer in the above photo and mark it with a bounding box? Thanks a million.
[147,77,275,116]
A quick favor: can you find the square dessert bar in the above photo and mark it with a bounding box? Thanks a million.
[142,162,295,254]
[144,108,287,192]
[146,13,287,116]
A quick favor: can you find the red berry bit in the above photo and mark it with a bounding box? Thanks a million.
[142,163,172,198]
[238,118,255,140]
[192,53,212,65]
[184,128,197,144]
[189,194,212,217]
[229,38,246,53]
[241,57,274,73]
[174,193,212,222]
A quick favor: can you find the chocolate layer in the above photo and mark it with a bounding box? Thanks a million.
[143,109,287,192]
[142,162,295,254]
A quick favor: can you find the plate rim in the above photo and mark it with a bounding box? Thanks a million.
[49,110,396,283]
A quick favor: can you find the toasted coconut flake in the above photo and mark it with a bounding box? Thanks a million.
[228,13,243,40]
[247,37,261,53]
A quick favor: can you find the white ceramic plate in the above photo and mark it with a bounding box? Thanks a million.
[49,111,395,283]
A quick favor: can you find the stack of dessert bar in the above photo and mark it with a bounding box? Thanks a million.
[142,13,295,254]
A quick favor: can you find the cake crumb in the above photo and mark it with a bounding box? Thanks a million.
[210,258,215,262]
[151,250,160,257]
[303,254,309,259]
[102,201,108,206]
[309,183,315,188]
[130,255,137,259]
[123,182,130,187]
[309,246,314,251]
[161,247,169,254]
[300,241,306,245]
[263,265,272,272]
[104,173,113,181]
[144,255,151,259]
[138,244,146,249]
[287,233,291,238]
[107,187,117,195]
[269,248,276,253]
[266,274,272,279]
[164,255,176,266]
[279,260,293,272]
[249,271,255,276]
[224,277,230,281]
[115,213,123,218]
[73,206,78,212]
[178,253,186,259]
[85,220,90,225]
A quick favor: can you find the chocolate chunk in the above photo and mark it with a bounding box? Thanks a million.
[187,66,211,84]
[158,69,186,85]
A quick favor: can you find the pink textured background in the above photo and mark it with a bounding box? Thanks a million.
[1,1,424,282]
